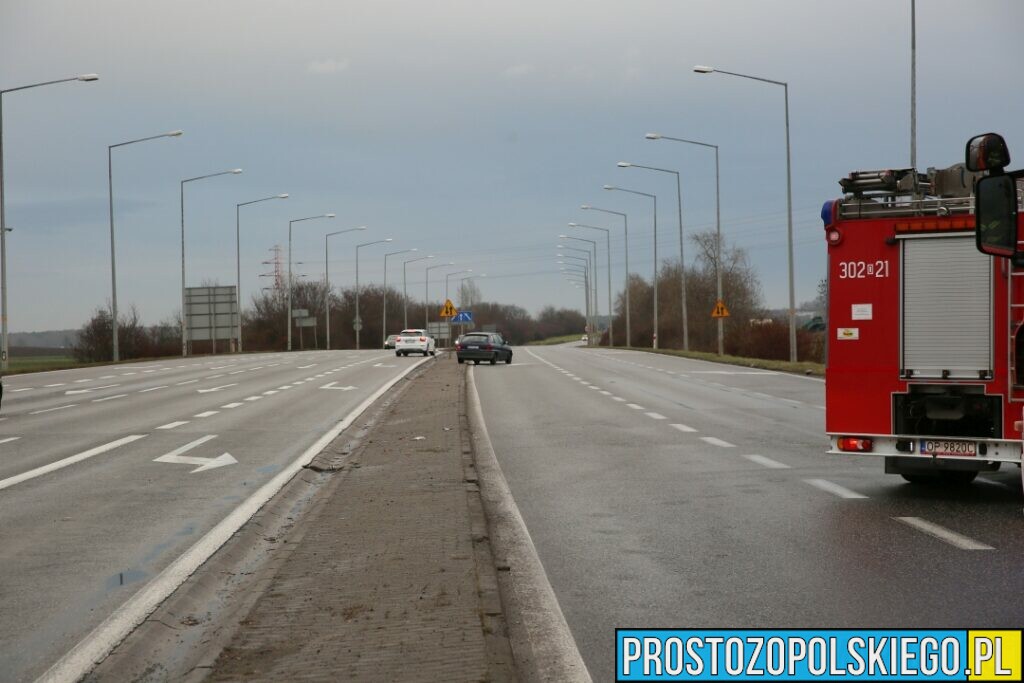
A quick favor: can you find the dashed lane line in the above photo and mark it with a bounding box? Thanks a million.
[894,517,993,550]
[93,394,128,403]
[30,404,78,415]
[743,454,790,469]
[804,478,868,499]
[0,435,147,492]
[669,423,697,433]
[700,436,735,448]
[194,411,219,418]
[244,396,263,402]
[644,412,667,420]
[176,380,198,386]
[10,388,32,393]
[138,386,168,393]
[611,396,626,402]
[0,437,21,445]
[156,421,189,430]
[44,383,66,388]
[221,403,244,409]
[625,403,645,410]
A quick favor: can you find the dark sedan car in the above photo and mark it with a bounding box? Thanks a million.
[455,332,512,365]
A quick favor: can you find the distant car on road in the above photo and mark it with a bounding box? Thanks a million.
[384,334,399,349]
[395,329,436,356]
[456,332,512,365]
[580,335,588,342]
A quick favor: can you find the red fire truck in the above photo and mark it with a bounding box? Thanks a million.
[823,133,1024,485]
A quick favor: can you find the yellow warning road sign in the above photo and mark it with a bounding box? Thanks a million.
[439,299,458,318]
[711,299,730,318]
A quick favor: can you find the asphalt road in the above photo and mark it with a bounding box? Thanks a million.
[472,344,1024,682]
[0,349,423,682]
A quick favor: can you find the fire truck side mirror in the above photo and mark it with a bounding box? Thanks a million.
[966,133,1011,172]
[975,174,1019,260]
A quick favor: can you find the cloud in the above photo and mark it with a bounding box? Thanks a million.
[502,63,534,79]
[306,58,351,75]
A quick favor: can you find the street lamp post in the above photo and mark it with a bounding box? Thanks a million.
[617,161,688,351]
[559,235,598,345]
[558,249,595,341]
[560,263,591,325]
[453,273,485,338]
[0,73,99,370]
[236,193,288,353]
[287,213,335,351]
[582,205,629,346]
[181,168,243,357]
[569,222,612,347]
[695,64,796,362]
[403,254,434,329]
[645,133,723,355]
[425,262,455,329]
[605,185,658,348]
[108,129,183,362]
[324,226,366,349]
[355,238,393,349]
[445,269,472,347]
[383,248,416,347]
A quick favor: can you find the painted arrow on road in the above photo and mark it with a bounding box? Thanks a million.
[196,383,238,394]
[320,382,357,391]
[153,435,237,473]
[65,384,120,395]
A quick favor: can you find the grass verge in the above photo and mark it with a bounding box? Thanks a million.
[608,346,824,377]
[526,334,586,346]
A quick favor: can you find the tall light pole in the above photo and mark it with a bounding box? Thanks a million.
[582,205,629,346]
[645,133,723,355]
[560,262,591,326]
[236,193,288,353]
[403,254,434,329]
[445,269,472,347]
[325,226,366,349]
[287,213,335,351]
[559,234,598,345]
[568,222,612,347]
[454,273,485,339]
[605,185,658,348]
[383,248,416,346]
[617,161,688,351]
[355,238,392,349]
[910,0,916,171]
[181,168,243,357]
[425,262,455,329]
[558,248,595,341]
[108,129,183,362]
[0,73,99,370]
[695,64,796,362]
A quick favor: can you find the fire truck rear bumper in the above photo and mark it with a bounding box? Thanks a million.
[827,434,1022,464]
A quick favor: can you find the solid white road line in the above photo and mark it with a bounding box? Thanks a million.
[0,435,147,492]
[743,454,790,469]
[804,478,868,499]
[894,517,993,550]
[156,421,189,430]
[700,436,735,448]
[626,403,644,410]
[138,386,168,393]
[194,411,219,418]
[0,437,21,445]
[30,404,78,415]
[93,394,128,403]
[669,423,697,433]
[37,355,432,683]
[645,412,667,420]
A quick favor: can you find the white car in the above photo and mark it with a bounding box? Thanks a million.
[395,329,436,357]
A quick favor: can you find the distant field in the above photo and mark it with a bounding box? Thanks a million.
[527,334,584,346]
[7,354,81,374]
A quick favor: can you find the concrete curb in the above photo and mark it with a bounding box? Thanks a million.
[466,365,592,683]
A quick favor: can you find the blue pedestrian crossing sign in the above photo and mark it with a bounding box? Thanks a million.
[452,311,473,323]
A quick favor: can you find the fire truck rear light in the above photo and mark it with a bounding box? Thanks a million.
[826,228,843,245]
[837,437,873,452]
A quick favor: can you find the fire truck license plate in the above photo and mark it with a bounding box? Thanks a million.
[920,439,977,457]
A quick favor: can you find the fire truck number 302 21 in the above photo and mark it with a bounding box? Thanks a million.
[837,260,891,279]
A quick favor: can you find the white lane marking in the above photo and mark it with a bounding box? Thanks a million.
[30,404,78,415]
[205,374,225,380]
[153,435,236,473]
[645,412,667,420]
[228,370,247,375]
[143,370,156,374]
[209,365,230,370]
[669,423,697,433]
[611,396,626,402]
[804,478,868,499]
[93,394,128,403]
[121,372,137,376]
[196,384,238,394]
[194,411,219,418]
[44,383,66,388]
[625,403,644,410]
[138,385,168,393]
[743,454,790,469]
[221,402,244,409]
[244,396,263,402]
[298,364,316,369]
[176,379,198,386]
[277,386,293,390]
[894,517,994,550]
[100,375,117,379]
[262,390,278,395]
[587,386,600,390]
[251,366,263,370]
[0,435,147,492]
[700,436,735,448]
[73,379,92,384]
[0,437,21,445]
[37,355,429,683]
[599,390,612,395]
[156,421,189,430]
[11,388,32,393]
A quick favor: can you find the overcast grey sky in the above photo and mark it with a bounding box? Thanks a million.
[2,0,1022,331]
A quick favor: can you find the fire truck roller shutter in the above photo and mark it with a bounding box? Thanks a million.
[902,236,993,379]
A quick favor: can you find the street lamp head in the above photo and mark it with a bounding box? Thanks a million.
[355,225,367,230]
[693,65,715,74]
[384,238,393,242]
[231,168,243,174]
[580,204,591,210]
[645,133,662,140]
[617,162,632,168]
[410,248,419,252]
[568,222,578,227]
[602,185,615,190]
[166,129,184,137]
[77,73,100,81]
[277,193,289,199]
[325,213,336,218]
